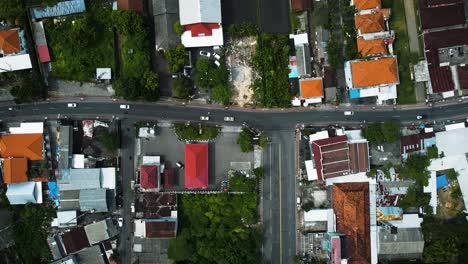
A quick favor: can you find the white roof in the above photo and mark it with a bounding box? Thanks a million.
[0,54,32,73]
[134,219,146,237]
[96,68,111,80]
[101,168,116,189]
[325,172,377,186]
[305,160,318,181]
[369,183,378,264]
[303,209,328,222]
[72,154,85,168]
[142,156,161,165]
[309,130,329,143]
[289,33,309,45]
[387,214,423,228]
[138,127,156,138]
[291,98,301,106]
[57,210,77,227]
[445,122,466,131]
[344,129,366,143]
[6,182,42,205]
[436,127,468,156]
[179,0,221,25]
[181,27,224,48]
[303,97,322,106]
[9,122,44,134]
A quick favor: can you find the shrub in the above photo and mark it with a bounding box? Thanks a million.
[174,124,220,141]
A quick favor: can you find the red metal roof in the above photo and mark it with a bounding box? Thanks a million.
[419,0,465,30]
[184,144,208,189]
[37,45,50,63]
[291,0,312,12]
[117,0,143,13]
[140,165,158,189]
[458,65,468,90]
[423,27,468,92]
[400,132,435,155]
[312,135,349,181]
[145,221,177,238]
[184,23,220,37]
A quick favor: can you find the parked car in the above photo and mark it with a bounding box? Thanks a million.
[176,162,184,168]
[213,53,221,60]
[200,116,209,121]
[118,217,123,227]
[120,104,130,109]
[199,50,211,58]
[417,115,426,120]
[67,103,77,108]
[224,116,234,122]
[131,203,135,213]
[171,74,180,79]
[344,111,354,116]
[214,60,220,67]
[297,197,301,208]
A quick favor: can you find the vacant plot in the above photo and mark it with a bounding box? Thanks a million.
[437,184,465,220]
[45,0,114,81]
[221,0,289,33]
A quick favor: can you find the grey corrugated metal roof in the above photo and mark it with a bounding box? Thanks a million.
[57,126,72,173]
[379,228,424,258]
[59,169,101,191]
[79,189,112,212]
[31,0,86,20]
[47,235,67,260]
[74,245,105,264]
[84,218,119,245]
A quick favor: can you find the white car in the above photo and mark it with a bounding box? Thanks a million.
[214,60,220,67]
[224,116,234,122]
[213,53,221,60]
[131,202,135,213]
[200,116,210,121]
[118,217,123,227]
[199,50,211,58]
[344,111,354,116]
[67,103,77,108]
[120,104,130,109]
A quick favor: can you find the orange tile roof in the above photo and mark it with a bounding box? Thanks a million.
[2,158,28,184]
[0,29,20,55]
[333,182,371,264]
[300,78,324,98]
[0,134,43,160]
[355,12,385,34]
[351,57,399,88]
[357,38,387,56]
[353,0,381,11]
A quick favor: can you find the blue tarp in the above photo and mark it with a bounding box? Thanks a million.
[48,181,59,200]
[349,89,360,99]
[436,175,449,189]
[31,0,86,20]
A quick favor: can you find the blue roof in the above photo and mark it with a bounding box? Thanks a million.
[436,175,449,189]
[349,89,360,99]
[48,181,59,200]
[31,0,86,20]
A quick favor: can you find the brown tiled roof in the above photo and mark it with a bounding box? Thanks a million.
[348,142,370,173]
[292,0,312,12]
[0,29,20,54]
[351,57,399,88]
[355,12,385,34]
[400,132,435,155]
[419,0,465,30]
[61,227,90,254]
[0,134,43,160]
[423,27,468,92]
[357,38,387,57]
[2,158,28,184]
[459,65,468,90]
[137,193,177,219]
[332,183,371,264]
[117,0,143,13]
[145,221,177,238]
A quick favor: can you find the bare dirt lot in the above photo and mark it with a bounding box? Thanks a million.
[226,37,257,107]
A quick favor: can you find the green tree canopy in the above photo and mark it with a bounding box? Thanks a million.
[173,20,184,35]
[211,83,232,106]
[363,123,384,144]
[399,154,430,186]
[142,71,160,101]
[166,44,188,72]
[195,58,211,90]
[111,10,144,35]
[237,129,254,152]
[98,131,119,152]
[381,120,400,143]
[0,0,25,22]
[172,77,191,99]
[426,146,439,159]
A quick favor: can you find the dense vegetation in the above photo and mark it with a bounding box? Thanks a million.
[174,123,220,141]
[341,0,360,60]
[325,0,343,69]
[226,22,259,38]
[112,10,159,101]
[195,56,231,105]
[172,77,191,99]
[363,121,400,144]
[397,154,431,210]
[252,34,291,107]
[168,193,261,263]
[166,44,188,73]
[237,128,255,152]
[45,0,114,81]
[0,0,26,22]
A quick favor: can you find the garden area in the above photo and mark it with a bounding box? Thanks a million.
[45,0,115,81]
[252,34,291,107]
[174,123,221,141]
[383,0,419,104]
[168,193,261,263]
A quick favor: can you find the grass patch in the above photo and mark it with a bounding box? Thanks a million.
[174,123,221,141]
[45,0,114,81]
[385,0,417,104]
[311,2,329,27]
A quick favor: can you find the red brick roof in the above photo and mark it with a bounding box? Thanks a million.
[332,182,371,264]
[423,27,468,92]
[419,0,465,30]
[145,221,177,238]
[312,135,350,181]
[185,144,208,189]
[352,0,382,11]
[140,165,158,189]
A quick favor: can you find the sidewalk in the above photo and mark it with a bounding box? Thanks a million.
[403,0,420,54]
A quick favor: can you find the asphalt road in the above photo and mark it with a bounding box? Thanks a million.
[2,100,468,263]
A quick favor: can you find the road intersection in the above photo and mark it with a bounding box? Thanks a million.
[1,100,468,263]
